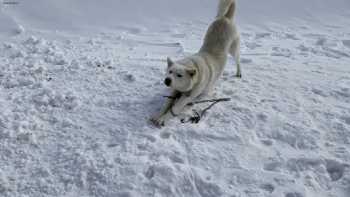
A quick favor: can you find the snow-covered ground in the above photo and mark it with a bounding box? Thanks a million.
[1,0,350,197]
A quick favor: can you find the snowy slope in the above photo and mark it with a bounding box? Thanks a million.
[2,0,350,31]
[1,0,350,197]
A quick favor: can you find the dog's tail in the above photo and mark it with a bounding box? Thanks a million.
[216,0,236,20]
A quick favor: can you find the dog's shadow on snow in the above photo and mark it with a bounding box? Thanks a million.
[119,91,167,128]
[145,92,166,117]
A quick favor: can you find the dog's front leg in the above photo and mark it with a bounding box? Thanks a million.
[158,90,180,116]
[170,95,194,115]
[172,86,204,115]
[156,89,202,127]
[154,96,192,127]
[150,90,179,127]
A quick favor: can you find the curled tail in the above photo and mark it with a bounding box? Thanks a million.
[216,0,236,20]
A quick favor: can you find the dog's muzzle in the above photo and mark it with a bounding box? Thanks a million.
[164,78,171,86]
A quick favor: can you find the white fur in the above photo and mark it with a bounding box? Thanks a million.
[151,0,241,127]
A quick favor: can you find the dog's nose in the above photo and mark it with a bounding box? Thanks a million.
[164,78,171,86]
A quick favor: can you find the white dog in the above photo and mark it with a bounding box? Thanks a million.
[151,0,241,127]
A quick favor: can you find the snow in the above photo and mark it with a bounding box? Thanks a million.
[1,0,350,197]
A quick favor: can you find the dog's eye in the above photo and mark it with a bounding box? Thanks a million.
[177,74,183,78]
[169,71,173,74]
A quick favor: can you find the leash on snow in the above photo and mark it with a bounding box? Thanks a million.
[163,95,231,124]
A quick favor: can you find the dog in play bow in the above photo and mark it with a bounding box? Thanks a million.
[151,0,241,127]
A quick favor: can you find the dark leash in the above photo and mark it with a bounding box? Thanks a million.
[163,95,231,124]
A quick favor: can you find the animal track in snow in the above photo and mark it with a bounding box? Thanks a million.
[284,33,300,40]
[261,139,274,146]
[332,88,350,99]
[340,116,350,125]
[255,32,271,39]
[260,183,275,193]
[194,175,223,197]
[240,57,253,64]
[271,47,292,58]
[342,40,350,48]
[263,161,283,172]
[244,42,262,50]
[123,73,136,83]
[311,88,328,97]
[256,113,268,122]
[169,154,185,164]
[160,131,171,139]
[32,89,79,110]
[285,192,304,197]
[145,166,155,179]
[325,159,346,181]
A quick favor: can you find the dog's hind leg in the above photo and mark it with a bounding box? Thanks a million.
[229,37,241,78]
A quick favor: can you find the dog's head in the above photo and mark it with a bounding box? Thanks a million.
[164,57,197,92]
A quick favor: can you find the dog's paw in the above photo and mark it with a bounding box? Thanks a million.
[149,117,164,128]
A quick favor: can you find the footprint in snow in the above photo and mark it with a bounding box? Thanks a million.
[263,161,283,172]
[285,192,304,197]
[123,73,136,83]
[169,154,184,164]
[270,47,292,58]
[284,33,300,40]
[332,88,350,99]
[340,116,350,125]
[240,58,253,64]
[260,183,275,193]
[96,61,114,70]
[315,37,328,46]
[342,40,350,48]
[222,89,235,96]
[325,159,346,181]
[194,175,223,197]
[160,131,171,139]
[244,42,262,50]
[261,139,274,146]
[311,88,328,97]
[145,166,155,179]
[255,32,271,39]
[256,113,268,122]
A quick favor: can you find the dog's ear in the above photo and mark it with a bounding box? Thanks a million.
[186,68,196,77]
[167,57,174,68]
